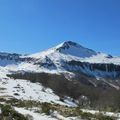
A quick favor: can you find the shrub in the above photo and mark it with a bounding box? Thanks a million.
[0,104,28,120]
[41,102,51,115]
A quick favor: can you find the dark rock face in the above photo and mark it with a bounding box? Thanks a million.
[56,41,78,51]
[0,52,38,65]
[34,56,57,69]
[65,60,120,78]
[0,53,20,61]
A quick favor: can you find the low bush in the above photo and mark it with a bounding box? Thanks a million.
[0,104,28,120]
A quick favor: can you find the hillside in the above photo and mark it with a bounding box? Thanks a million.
[0,41,120,120]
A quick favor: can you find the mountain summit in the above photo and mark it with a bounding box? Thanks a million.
[30,41,97,58]
[55,41,97,57]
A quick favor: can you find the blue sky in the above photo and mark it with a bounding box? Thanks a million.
[0,0,120,55]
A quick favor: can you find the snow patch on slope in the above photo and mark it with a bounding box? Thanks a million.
[0,77,76,107]
[82,53,120,65]
[15,107,79,120]
[15,107,57,120]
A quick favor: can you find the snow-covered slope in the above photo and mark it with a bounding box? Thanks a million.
[0,66,77,107]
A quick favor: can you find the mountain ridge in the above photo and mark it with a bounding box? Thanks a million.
[29,41,98,58]
[1,41,120,79]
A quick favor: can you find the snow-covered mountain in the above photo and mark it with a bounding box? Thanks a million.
[1,41,120,79]
[16,41,119,78]
[29,41,97,58]
[0,41,119,79]
[0,41,118,94]
[29,41,119,64]
[0,41,120,120]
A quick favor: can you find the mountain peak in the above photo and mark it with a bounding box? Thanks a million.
[55,41,97,58]
[55,41,80,50]
[61,41,79,47]
[29,41,97,58]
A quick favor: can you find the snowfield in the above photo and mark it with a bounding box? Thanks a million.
[0,77,77,107]
[0,66,78,119]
